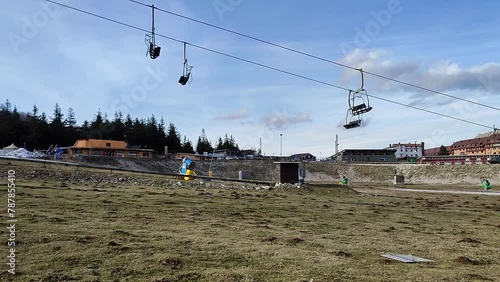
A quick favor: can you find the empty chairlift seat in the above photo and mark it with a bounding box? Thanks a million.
[343,120,362,129]
[351,103,373,115]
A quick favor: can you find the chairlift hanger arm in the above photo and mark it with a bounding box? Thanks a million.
[151,4,155,44]
[183,42,187,62]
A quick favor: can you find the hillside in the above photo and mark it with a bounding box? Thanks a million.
[70,157,499,185]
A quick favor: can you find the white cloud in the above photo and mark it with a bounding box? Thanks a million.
[214,109,249,120]
[340,49,500,94]
[263,112,312,129]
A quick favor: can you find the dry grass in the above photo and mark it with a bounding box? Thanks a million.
[1,161,499,281]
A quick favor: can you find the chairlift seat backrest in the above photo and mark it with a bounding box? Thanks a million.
[149,44,161,59]
[351,104,373,115]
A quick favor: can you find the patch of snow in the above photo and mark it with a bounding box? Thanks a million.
[0,148,47,158]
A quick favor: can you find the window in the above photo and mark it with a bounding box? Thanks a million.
[106,143,111,147]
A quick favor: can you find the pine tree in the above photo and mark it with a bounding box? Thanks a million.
[90,109,104,132]
[216,137,224,150]
[181,136,194,153]
[110,111,125,140]
[166,123,182,153]
[32,104,39,119]
[49,103,67,145]
[64,107,78,145]
[438,145,449,155]
[195,128,213,153]
[0,99,12,112]
[65,107,77,127]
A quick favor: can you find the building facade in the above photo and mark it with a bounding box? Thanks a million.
[388,142,424,159]
[289,153,317,162]
[335,149,397,163]
[68,139,154,158]
[419,155,490,165]
[451,133,500,156]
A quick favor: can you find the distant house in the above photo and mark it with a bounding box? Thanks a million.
[171,153,209,161]
[334,149,397,163]
[238,149,258,159]
[68,139,154,158]
[213,149,240,159]
[388,142,425,159]
[289,153,316,162]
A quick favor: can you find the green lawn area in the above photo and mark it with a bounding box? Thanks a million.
[1,161,499,281]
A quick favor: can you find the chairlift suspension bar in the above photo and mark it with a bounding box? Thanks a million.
[183,42,188,76]
[184,42,187,62]
[359,68,364,89]
[151,4,155,46]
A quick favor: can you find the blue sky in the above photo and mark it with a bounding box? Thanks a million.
[2,0,500,158]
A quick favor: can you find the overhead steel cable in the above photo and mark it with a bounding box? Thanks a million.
[128,0,500,112]
[44,0,494,130]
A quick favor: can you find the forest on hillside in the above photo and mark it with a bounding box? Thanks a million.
[0,99,241,154]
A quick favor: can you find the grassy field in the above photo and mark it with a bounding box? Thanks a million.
[1,161,499,281]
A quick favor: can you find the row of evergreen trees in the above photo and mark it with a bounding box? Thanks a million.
[0,100,240,154]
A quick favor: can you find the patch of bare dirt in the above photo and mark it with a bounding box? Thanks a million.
[457,256,478,265]
[161,258,183,270]
[286,238,304,245]
[383,226,396,232]
[458,238,481,244]
[464,273,494,281]
[262,236,278,242]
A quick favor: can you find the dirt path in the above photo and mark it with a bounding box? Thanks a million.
[355,187,500,196]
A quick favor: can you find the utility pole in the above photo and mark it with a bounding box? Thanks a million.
[494,125,498,155]
[259,137,262,156]
[335,134,339,155]
[280,133,283,158]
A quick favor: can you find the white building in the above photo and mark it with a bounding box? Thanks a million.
[388,142,425,159]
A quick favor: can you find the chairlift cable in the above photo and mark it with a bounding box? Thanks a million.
[128,0,500,112]
[44,0,494,130]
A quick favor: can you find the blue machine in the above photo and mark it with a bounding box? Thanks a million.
[179,157,196,174]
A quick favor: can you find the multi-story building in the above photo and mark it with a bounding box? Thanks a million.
[451,133,500,156]
[388,142,424,159]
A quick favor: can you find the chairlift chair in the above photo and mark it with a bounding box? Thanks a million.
[179,42,193,85]
[348,69,372,116]
[343,68,372,129]
[144,5,161,59]
[343,110,362,129]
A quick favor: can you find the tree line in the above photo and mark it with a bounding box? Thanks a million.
[0,100,240,154]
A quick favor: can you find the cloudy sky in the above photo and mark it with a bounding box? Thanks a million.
[2,0,500,158]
